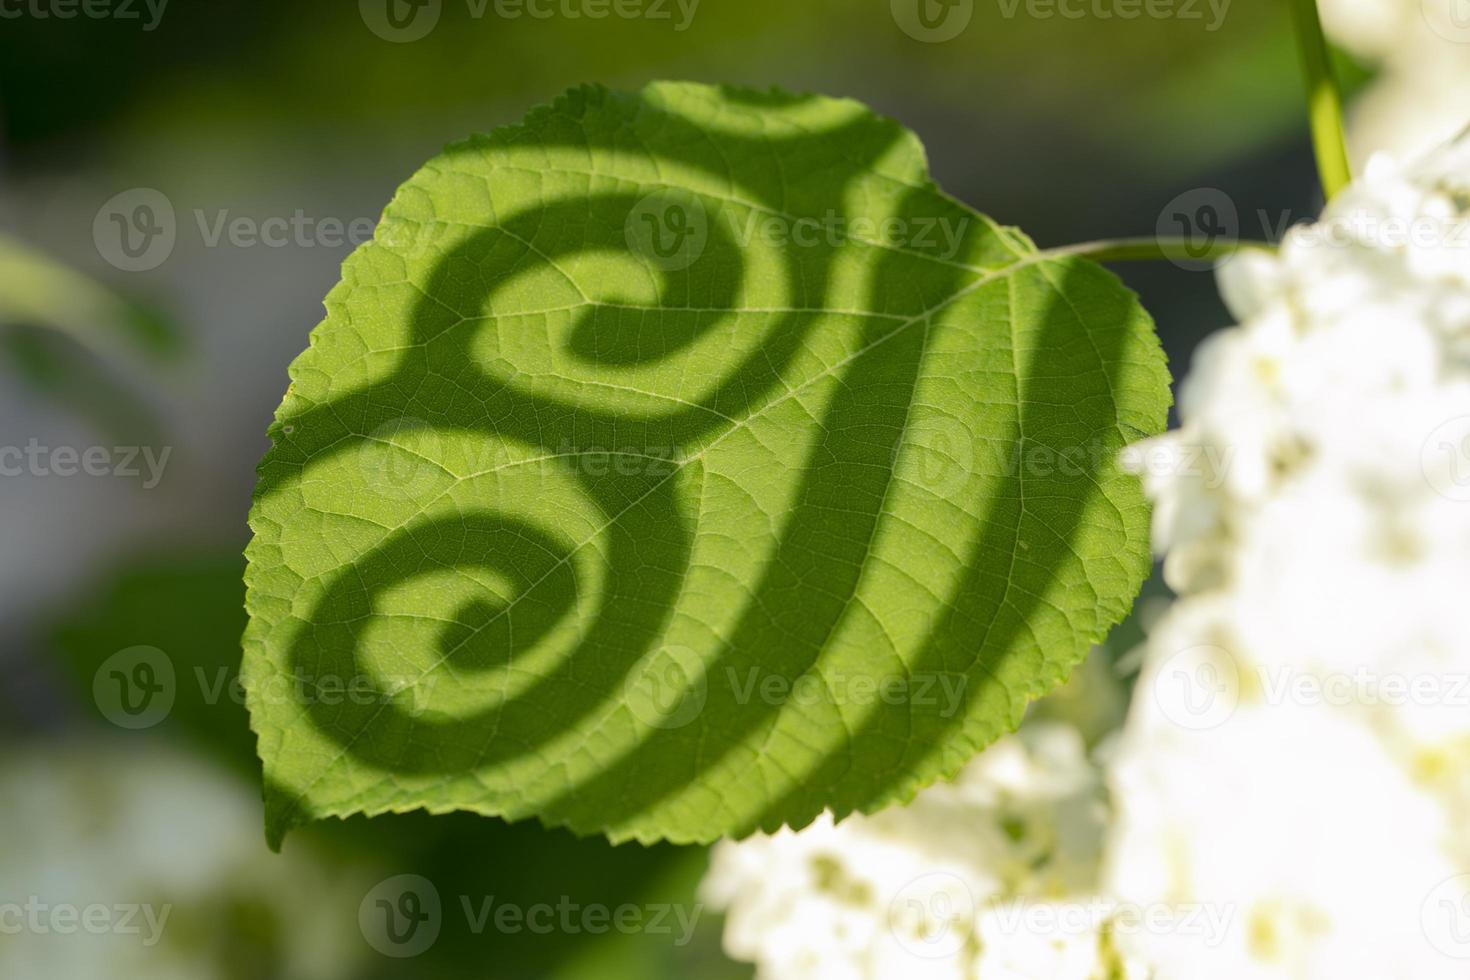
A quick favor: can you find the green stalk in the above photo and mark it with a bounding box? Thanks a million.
[1287,0,1352,199]
[1050,237,1275,265]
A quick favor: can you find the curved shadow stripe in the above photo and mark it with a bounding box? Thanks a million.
[251,85,1155,842]
[752,258,1145,833]
[292,504,688,774]
[535,184,965,833]
[264,94,920,797]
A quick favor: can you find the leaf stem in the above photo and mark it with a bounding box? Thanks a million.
[1287,0,1352,200]
[1048,237,1275,265]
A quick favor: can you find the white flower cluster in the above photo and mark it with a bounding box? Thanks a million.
[1108,132,1470,978]
[702,134,1470,978]
[1318,0,1470,162]
[701,720,1121,980]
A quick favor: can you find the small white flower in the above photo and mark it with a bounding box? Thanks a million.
[1112,125,1470,979]
[701,724,1110,980]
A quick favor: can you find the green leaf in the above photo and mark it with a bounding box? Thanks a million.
[244,81,1169,848]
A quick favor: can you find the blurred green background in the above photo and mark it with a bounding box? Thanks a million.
[0,1,1338,975]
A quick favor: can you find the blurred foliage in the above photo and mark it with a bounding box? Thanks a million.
[47,551,744,979]
[2,0,1327,178]
[44,548,1165,977]
[0,233,179,439]
[0,2,1356,975]
[0,233,179,360]
[51,553,256,769]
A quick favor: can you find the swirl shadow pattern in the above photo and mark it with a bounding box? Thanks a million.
[243,82,1170,848]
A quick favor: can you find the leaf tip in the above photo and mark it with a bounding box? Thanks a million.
[262,780,304,853]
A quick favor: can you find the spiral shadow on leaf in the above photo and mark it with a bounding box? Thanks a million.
[244,82,1169,847]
